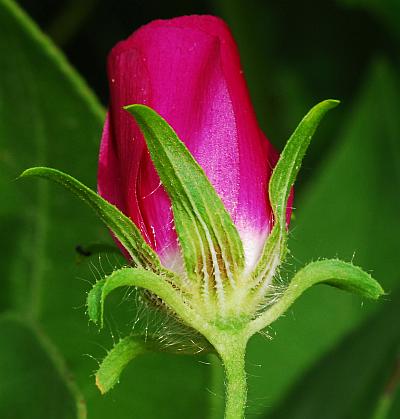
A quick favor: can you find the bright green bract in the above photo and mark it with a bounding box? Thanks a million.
[251,100,340,304]
[125,105,245,303]
[269,99,340,229]
[96,336,148,394]
[86,267,200,331]
[249,259,384,335]
[20,167,161,270]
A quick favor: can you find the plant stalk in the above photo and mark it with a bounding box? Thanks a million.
[218,337,247,419]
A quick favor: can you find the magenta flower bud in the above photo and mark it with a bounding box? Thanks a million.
[98,15,284,272]
[20,9,374,414]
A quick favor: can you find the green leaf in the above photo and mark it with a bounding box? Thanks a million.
[0,0,105,416]
[0,315,85,419]
[87,267,209,336]
[269,99,340,229]
[267,290,400,419]
[249,259,383,334]
[20,167,161,271]
[124,104,245,303]
[96,336,148,394]
[0,1,209,417]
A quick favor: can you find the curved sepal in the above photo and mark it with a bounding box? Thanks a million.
[86,267,209,336]
[19,167,161,270]
[269,99,340,230]
[96,328,213,394]
[125,104,245,301]
[96,336,148,394]
[248,259,384,335]
[252,100,340,295]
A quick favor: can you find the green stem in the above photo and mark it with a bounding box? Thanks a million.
[217,337,248,419]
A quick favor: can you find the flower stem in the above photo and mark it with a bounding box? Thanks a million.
[218,337,247,419]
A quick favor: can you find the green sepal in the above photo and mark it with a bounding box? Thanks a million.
[96,336,148,394]
[96,328,213,394]
[269,99,340,229]
[252,100,340,286]
[19,167,160,270]
[248,259,384,335]
[86,267,209,336]
[124,104,245,294]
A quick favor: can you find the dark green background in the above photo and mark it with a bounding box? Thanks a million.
[0,0,399,418]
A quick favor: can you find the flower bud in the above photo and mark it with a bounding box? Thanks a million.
[98,15,282,272]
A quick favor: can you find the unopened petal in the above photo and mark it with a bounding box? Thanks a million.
[99,15,289,270]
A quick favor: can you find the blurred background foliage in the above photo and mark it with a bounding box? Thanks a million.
[0,0,399,418]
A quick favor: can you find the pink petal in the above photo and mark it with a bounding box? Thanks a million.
[99,15,291,269]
